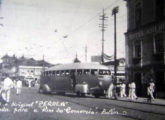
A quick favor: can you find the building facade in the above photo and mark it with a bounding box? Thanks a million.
[103,58,125,78]
[125,0,165,98]
[91,55,125,79]
[0,55,52,82]
[18,66,47,81]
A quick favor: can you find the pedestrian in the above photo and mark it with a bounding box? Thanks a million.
[28,80,32,87]
[119,83,122,97]
[147,82,155,102]
[16,80,22,95]
[13,80,17,88]
[3,76,14,103]
[112,76,118,100]
[0,85,7,107]
[107,83,114,98]
[130,82,138,100]
[120,82,127,98]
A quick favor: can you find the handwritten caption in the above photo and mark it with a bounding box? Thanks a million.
[0,101,127,116]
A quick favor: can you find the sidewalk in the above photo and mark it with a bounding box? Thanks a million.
[106,97,165,120]
[116,97,165,106]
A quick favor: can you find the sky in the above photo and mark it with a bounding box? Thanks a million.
[0,0,127,64]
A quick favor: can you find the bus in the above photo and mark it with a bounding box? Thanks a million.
[39,63,112,97]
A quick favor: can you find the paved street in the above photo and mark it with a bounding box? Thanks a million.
[0,87,165,120]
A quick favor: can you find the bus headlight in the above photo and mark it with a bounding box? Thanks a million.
[99,81,103,86]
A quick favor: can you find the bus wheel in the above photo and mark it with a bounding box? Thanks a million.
[80,93,86,97]
[38,88,44,93]
[76,92,80,97]
[42,84,51,94]
[94,94,100,98]
[58,92,65,95]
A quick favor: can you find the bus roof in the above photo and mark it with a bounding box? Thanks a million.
[45,63,109,71]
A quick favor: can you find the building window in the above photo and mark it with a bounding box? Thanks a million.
[154,34,164,54]
[153,34,164,62]
[156,0,164,20]
[135,3,142,28]
[133,41,141,64]
[134,42,141,58]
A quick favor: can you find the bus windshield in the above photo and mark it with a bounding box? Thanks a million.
[99,70,111,75]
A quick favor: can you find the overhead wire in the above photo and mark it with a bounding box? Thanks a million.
[60,0,126,60]
[59,0,123,57]
[67,0,121,36]
[1,0,126,63]
[67,0,82,33]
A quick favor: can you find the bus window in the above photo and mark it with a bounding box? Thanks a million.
[49,71,53,76]
[65,70,70,75]
[56,71,60,76]
[52,71,55,76]
[91,69,98,75]
[99,70,111,75]
[61,71,65,76]
[43,72,46,76]
[44,72,46,76]
[84,69,90,75]
[46,71,49,76]
[70,70,76,76]
[106,70,111,75]
[99,70,103,75]
[103,70,111,75]
[77,69,82,75]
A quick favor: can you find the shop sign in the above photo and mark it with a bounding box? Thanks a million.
[127,22,165,40]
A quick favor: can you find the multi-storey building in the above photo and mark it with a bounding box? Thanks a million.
[125,0,165,98]
[18,66,46,81]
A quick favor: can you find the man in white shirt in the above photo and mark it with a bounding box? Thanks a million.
[107,83,114,98]
[16,80,22,95]
[147,82,155,102]
[120,83,127,98]
[130,82,137,100]
[3,76,14,102]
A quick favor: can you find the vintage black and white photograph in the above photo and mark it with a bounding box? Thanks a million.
[0,0,164,120]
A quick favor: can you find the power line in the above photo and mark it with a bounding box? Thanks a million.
[67,0,121,36]
[68,0,82,32]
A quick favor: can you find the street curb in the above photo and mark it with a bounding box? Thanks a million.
[103,98,165,120]
[113,98,165,107]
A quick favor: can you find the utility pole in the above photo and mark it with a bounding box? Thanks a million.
[112,6,119,76]
[0,0,4,27]
[84,45,87,62]
[42,54,45,72]
[99,9,108,64]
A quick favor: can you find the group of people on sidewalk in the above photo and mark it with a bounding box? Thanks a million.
[107,77,155,102]
[0,75,22,105]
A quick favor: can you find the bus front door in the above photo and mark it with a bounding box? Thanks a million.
[70,71,76,92]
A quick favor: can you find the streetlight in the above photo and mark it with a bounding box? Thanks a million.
[112,6,119,77]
